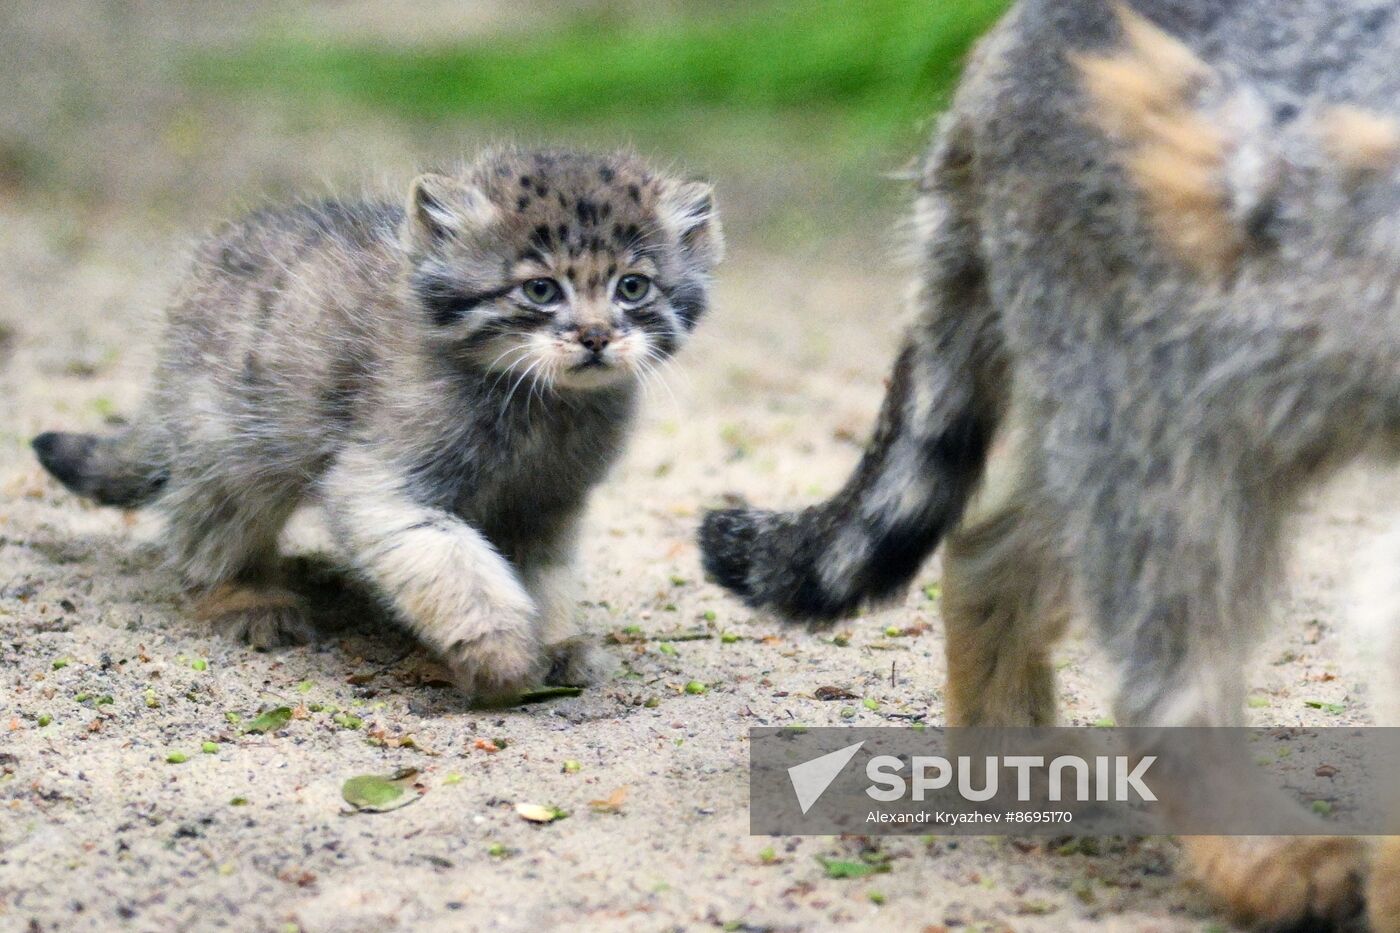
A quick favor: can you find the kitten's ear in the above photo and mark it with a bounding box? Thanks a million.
[404,173,498,249]
[659,179,725,268]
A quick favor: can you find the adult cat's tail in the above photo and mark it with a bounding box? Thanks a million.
[32,424,167,508]
[698,109,1003,623]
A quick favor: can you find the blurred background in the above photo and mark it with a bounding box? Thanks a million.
[0,0,1009,250]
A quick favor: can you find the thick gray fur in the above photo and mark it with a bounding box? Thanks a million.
[34,147,723,699]
[700,0,1400,728]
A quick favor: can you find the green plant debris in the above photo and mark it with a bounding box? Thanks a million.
[922,582,942,601]
[817,856,890,879]
[52,658,70,670]
[832,634,851,647]
[515,802,568,823]
[242,706,293,734]
[442,772,463,785]
[517,686,584,704]
[1246,695,1270,708]
[868,891,887,905]
[342,768,421,813]
[96,695,113,706]
[145,689,160,708]
[669,574,687,586]
[720,632,740,644]
[758,846,778,865]
[36,713,52,727]
[224,711,241,724]
[166,751,189,764]
[1092,716,1116,728]
[657,643,678,656]
[643,697,661,709]
[1304,700,1347,715]
[1312,799,1333,816]
[191,659,208,671]
[562,760,581,774]
[883,626,901,637]
[684,681,707,695]
[202,742,219,754]
[862,698,880,711]
[296,680,313,693]
[332,712,364,730]
[487,842,512,858]
[840,707,857,719]
[703,610,717,622]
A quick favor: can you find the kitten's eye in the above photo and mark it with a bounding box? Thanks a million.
[521,277,561,306]
[615,273,652,303]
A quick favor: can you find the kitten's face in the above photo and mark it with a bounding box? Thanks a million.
[403,150,723,392]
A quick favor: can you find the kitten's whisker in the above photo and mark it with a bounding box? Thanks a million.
[486,346,535,395]
[502,358,544,414]
[638,349,683,420]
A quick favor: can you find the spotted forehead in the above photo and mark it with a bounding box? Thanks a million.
[479,153,665,261]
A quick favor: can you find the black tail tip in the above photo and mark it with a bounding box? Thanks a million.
[31,431,96,493]
[699,508,759,599]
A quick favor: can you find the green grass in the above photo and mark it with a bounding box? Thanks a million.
[190,0,1009,152]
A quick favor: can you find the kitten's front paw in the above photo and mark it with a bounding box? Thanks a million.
[545,638,617,687]
[442,628,543,702]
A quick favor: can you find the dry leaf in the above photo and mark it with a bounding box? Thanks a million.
[589,786,630,814]
[515,802,568,823]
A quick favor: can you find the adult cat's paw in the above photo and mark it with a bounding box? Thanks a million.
[1182,835,1367,929]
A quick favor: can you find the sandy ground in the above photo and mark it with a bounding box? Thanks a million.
[2,3,1399,932]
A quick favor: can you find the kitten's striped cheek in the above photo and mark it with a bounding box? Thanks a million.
[664,279,709,331]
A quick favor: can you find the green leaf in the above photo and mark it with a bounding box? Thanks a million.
[476,685,584,710]
[242,706,293,734]
[516,685,584,704]
[342,768,421,813]
[166,751,189,764]
[817,856,890,879]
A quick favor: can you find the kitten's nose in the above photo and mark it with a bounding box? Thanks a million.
[578,325,612,353]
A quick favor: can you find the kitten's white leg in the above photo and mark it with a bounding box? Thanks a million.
[524,559,615,686]
[322,445,542,699]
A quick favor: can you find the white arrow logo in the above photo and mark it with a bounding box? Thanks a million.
[788,741,865,814]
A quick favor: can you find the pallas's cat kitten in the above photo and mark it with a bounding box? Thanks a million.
[33,147,723,698]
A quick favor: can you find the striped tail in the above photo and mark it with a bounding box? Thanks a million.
[699,330,997,622]
[699,102,1001,623]
[32,425,168,508]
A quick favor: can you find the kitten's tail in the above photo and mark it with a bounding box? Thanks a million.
[31,423,168,508]
[699,109,1002,623]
